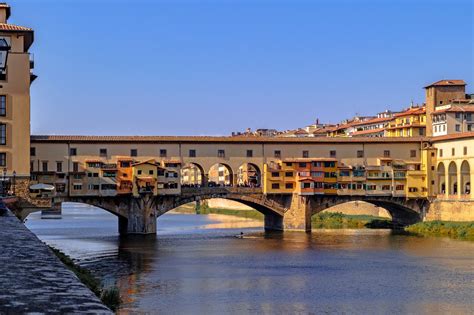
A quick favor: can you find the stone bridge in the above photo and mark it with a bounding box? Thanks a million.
[21,187,428,235]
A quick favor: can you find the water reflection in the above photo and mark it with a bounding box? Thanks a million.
[26,205,474,314]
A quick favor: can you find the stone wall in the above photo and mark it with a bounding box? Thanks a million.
[425,200,474,222]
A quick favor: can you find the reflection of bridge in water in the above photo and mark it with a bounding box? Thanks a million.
[20,186,427,235]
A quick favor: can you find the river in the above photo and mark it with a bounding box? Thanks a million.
[26,203,474,314]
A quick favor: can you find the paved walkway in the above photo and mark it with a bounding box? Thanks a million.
[0,207,112,314]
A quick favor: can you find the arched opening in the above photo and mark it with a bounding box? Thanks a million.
[208,163,234,187]
[437,162,446,195]
[460,160,470,195]
[237,163,261,187]
[181,163,205,187]
[448,161,457,195]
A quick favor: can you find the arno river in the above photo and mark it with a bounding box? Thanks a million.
[26,204,474,314]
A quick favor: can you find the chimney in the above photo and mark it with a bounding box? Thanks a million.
[0,3,11,24]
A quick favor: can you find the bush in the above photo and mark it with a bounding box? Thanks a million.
[405,221,474,241]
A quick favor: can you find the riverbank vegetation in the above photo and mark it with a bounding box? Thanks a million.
[48,246,121,311]
[190,204,393,229]
[405,221,474,241]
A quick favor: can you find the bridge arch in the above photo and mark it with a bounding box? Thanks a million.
[460,160,470,195]
[237,163,261,187]
[437,162,446,195]
[310,197,423,226]
[181,162,205,186]
[448,161,457,195]
[208,163,234,186]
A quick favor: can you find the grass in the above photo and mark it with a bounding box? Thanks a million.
[405,221,474,241]
[49,246,122,312]
[198,207,265,220]
[311,212,393,229]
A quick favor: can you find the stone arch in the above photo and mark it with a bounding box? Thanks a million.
[310,196,423,226]
[208,163,234,186]
[437,162,446,195]
[460,160,470,195]
[237,163,262,187]
[181,162,205,186]
[448,161,457,195]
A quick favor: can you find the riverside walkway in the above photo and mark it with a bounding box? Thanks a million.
[0,206,111,314]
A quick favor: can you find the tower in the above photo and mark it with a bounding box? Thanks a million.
[424,80,466,137]
[0,3,35,191]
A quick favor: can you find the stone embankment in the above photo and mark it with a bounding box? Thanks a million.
[0,203,111,314]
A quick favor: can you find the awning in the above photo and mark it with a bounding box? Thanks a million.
[29,183,55,191]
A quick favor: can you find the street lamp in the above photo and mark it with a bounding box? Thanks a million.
[12,170,16,196]
[0,38,11,71]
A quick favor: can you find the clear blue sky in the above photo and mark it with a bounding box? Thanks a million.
[11,0,474,136]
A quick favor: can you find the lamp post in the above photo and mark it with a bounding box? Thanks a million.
[0,38,11,71]
[12,170,16,196]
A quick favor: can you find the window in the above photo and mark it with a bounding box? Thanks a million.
[0,124,6,145]
[271,183,280,189]
[313,161,322,167]
[0,95,5,116]
[302,182,311,189]
[149,170,154,175]
[284,162,292,167]
[330,150,336,158]
[274,150,281,158]
[302,150,309,158]
[384,150,390,158]
[73,162,79,172]
[464,146,468,155]
[455,124,461,132]
[73,184,82,190]
[468,125,472,131]
[130,149,137,157]
[70,148,77,156]
[56,162,62,172]
[395,185,404,190]
[419,128,425,136]
[299,162,306,168]
[88,184,99,190]
[42,161,48,172]
[271,172,280,177]
[285,183,293,189]
[455,113,461,119]
[137,170,142,175]
[30,147,36,156]
[246,150,253,158]
[218,150,225,158]
[357,150,364,158]
[285,172,293,177]
[189,149,196,157]
[439,149,443,157]
[0,153,5,166]
[99,148,107,157]
[410,150,416,158]
[452,148,455,156]
[160,149,167,157]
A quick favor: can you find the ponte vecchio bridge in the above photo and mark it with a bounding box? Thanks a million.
[16,134,453,234]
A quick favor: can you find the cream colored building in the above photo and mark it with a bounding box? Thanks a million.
[0,3,35,179]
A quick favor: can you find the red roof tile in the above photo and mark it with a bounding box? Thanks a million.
[0,23,32,32]
[424,80,466,88]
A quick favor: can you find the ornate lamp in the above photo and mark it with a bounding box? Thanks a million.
[0,38,10,71]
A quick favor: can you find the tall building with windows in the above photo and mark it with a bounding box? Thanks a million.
[0,3,35,181]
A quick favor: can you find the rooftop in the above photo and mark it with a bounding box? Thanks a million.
[424,80,467,89]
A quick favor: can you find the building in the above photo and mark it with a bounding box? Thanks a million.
[386,105,426,137]
[0,3,35,193]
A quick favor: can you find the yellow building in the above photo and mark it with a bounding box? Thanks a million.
[386,106,426,137]
[0,3,35,184]
[132,160,160,197]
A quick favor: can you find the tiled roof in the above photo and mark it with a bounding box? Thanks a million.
[424,80,466,88]
[283,158,337,162]
[0,23,33,32]
[431,132,474,142]
[351,117,392,127]
[31,135,426,144]
[351,128,386,136]
[433,105,474,114]
[394,107,425,118]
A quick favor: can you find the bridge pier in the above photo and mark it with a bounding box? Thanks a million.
[120,195,157,235]
[282,194,312,232]
[264,213,283,231]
